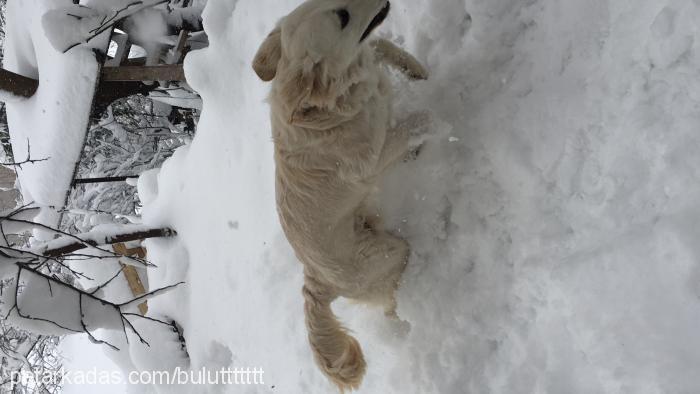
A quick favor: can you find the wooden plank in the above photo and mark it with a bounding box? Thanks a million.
[0,69,39,98]
[122,57,147,66]
[101,65,186,82]
[121,264,149,315]
[121,264,148,315]
[113,243,149,315]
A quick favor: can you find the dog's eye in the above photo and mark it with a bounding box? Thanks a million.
[335,9,350,29]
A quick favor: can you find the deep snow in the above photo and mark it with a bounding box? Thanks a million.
[45,0,700,392]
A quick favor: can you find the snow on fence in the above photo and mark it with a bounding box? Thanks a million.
[1,0,203,229]
[0,0,203,387]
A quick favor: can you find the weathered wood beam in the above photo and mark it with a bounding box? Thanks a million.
[122,57,148,67]
[93,81,159,117]
[43,227,176,258]
[0,69,39,98]
[100,65,186,82]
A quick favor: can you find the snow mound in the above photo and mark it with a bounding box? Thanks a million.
[4,0,111,229]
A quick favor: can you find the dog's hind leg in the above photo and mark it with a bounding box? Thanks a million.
[353,232,410,315]
[355,192,384,232]
[377,112,432,173]
[371,39,429,80]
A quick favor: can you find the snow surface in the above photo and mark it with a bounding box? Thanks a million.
[79,0,700,392]
[61,334,126,394]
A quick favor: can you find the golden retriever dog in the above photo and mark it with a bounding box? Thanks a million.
[253,0,428,390]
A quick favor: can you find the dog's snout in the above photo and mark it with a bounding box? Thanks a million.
[359,1,390,42]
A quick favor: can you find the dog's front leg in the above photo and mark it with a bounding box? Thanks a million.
[377,112,432,172]
[371,39,429,81]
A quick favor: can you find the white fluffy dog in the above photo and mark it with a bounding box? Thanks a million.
[253,0,428,390]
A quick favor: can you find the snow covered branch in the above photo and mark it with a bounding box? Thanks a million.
[6,262,184,351]
[37,225,175,259]
[0,206,181,347]
[1,212,170,267]
[42,0,170,53]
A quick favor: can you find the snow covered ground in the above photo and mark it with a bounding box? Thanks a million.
[66,0,700,392]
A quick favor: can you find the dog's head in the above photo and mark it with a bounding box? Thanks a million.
[253,0,390,128]
[253,0,390,81]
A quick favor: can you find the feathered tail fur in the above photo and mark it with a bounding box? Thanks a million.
[302,279,366,391]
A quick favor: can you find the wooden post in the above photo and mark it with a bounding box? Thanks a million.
[105,33,133,67]
[0,69,39,99]
[166,30,190,65]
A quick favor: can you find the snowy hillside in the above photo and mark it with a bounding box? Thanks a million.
[86,0,700,392]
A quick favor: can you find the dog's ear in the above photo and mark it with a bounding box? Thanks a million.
[253,27,282,82]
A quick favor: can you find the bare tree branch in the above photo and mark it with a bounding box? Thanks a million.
[1,140,50,169]
[41,227,175,259]
[118,281,184,308]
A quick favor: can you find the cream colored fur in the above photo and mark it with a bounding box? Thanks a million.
[253,0,428,390]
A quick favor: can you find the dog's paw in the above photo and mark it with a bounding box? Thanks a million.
[403,60,429,81]
[405,111,435,146]
[403,143,424,162]
[403,111,432,131]
[404,111,453,148]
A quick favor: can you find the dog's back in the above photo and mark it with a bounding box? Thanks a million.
[269,44,389,392]
[253,0,422,390]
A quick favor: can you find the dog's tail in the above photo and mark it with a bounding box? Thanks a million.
[302,279,366,391]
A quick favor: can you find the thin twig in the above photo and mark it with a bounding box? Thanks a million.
[1,140,49,169]
[122,316,149,346]
[90,267,125,295]
[118,281,184,308]
[122,312,172,327]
